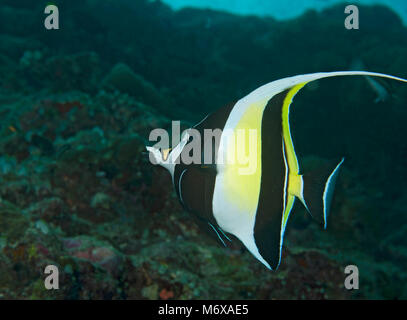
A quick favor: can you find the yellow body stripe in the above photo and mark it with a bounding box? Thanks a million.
[281,82,308,229]
[282,83,307,174]
[283,195,295,228]
[223,98,268,216]
[288,174,302,198]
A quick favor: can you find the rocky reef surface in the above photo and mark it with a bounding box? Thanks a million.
[0,0,406,299]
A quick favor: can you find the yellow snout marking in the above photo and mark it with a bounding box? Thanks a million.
[162,148,172,161]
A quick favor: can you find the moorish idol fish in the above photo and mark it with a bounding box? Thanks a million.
[146,71,407,270]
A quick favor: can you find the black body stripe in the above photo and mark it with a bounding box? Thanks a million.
[254,89,290,270]
[173,102,235,224]
[178,167,217,224]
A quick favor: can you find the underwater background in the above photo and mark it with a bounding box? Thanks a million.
[0,0,406,299]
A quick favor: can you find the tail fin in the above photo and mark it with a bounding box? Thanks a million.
[301,158,344,229]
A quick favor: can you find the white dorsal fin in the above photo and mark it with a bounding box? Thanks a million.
[244,71,407,104]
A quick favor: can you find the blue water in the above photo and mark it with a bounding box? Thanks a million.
[163,0,407,23]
